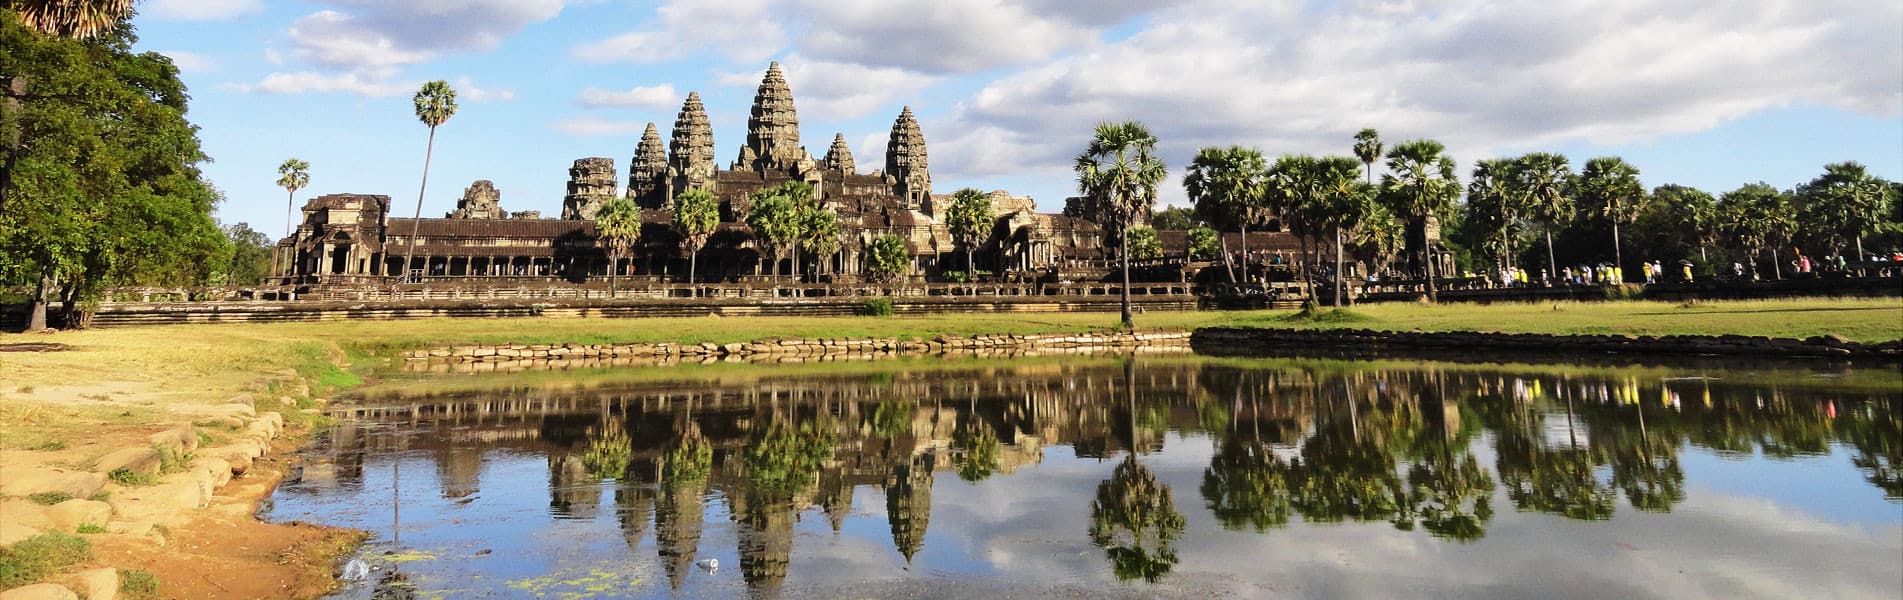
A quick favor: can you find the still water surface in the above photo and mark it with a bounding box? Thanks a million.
[268,356,1902,599]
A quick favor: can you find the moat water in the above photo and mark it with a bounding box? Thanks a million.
[266,355,1902,599]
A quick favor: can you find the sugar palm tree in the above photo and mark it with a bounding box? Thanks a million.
[594,197,642,295]
[1312,156,1371,306]
[276,158,310,239]
[1512,153,1572,279]
[1575,157,1646,277]
[1466,158,1517,271]
[945,188,994,285]
[9,0,135,38]
[671,188,718,290]
[399,80,457,281]
[1796,162,1893,269]
[1378,140,1460,302]
[1353,129,1383,185]
[1076,121,1167,330]
[1184,146,1268,285]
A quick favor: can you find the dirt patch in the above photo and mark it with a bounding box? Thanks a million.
[86,459,366,600]
[0,342,70,352]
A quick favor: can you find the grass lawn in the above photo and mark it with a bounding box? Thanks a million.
[1,297,1896,452]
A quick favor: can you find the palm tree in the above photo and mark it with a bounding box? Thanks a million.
[1267,155,1319,305]
[10,0,135,38]
[1796,162,1893,269]
[1353,129,1383,186]
[1184,146,1268,284]
[671,188,718,291]
[594,197,642,296]
[1576,157,1646,278]
[276,158,310,239]
[1312,157,1371,306]
[1512,153,1573,279]
[1075,121,1167,330]
[1377,140,1460,302]
[1718,183,1795,280]
[945,188,995,287]
[1466,158,1517,272]
[399,80,457,281]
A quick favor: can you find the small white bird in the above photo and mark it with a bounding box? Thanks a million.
[696,558,719,574]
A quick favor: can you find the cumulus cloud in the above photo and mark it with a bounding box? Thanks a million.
[576,83,680,110]
[145,0,261,21]
[572,0,784,65]
[929,0,1903,201]
[220,73,514,101]
[551,116,649,137]
[715,56,939,121]
[159,50,216,73]
[289,1,568,71]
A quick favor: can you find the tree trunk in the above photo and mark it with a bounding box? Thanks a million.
[967,246,976,295]
[401,126,438,283]
[1120,226,1133,330]
[285,190,296,240]
[1611,220,1623,283]
[1425,232,1439,303]
[688,244,699,297]
[1333,229,1344,307]
[609,252,618,297]
[26,270,51,331]
[1238,223,1250,286]
[1545,227,1557,284]
[1299,231,1313,308]
[1855,237,1865,277]
[1219,234,1236,284]
[1770,246,1782,280]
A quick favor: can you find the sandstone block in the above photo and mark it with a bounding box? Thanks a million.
[0,469,106,500]
[147,425,198,454]
[0,520,44,547]
[45,499,110,531]
[74,568,118,600]
[0,583,77,600]
[93,447,160,477]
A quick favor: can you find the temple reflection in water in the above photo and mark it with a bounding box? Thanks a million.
[290,358,1900,594]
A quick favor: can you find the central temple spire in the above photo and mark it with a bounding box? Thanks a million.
[734,62,808,173]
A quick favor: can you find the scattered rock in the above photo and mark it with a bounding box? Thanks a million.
[0,518,46,547]
[147,425,198,454]
[0,469,106,500]
[72,568,117,600]
[44,499,110,532]
[92,447,160,477]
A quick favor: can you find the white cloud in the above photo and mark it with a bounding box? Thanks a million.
[220,73,514,102]
[263,47,285,66]
[572,0,783,65]
[551,116,648,137]
[160,50,216,73]
[455,78,516,103]
[714,56,939,121]
[289,1,569,71]
[145,0,261,21]
[929,0,1903,201]
[576,83,679,110]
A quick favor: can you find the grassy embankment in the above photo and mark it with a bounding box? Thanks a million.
[2,297,1898,452]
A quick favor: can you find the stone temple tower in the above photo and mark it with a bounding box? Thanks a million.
[885,106,931,213]
[823,133,855,175]
[562,157,617,220]
[668,92,717,194]
[628,123,668,209]
[734,62,810,174]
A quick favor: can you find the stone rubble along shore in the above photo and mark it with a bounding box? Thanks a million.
[0,395,293,599]
[401,330,1194,367]
[1189,327,1902,359]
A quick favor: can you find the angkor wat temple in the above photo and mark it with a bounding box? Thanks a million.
[272,63,1289,287]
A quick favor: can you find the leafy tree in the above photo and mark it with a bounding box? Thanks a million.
[944,188,994,278]
[399,80,457,280]
[1186,226,1221,261]
[1184,146,1268,284]
[276,158,309,240]
[670,188,718,287]
[220,222,273,285]
[1201,439,1293,532]
[1796,161,1894,264]
[1651,184,1717,265]
[1512,152,1573,279]
[1076,121,1167,329]
[1718,183,1796,280]
[1377,140,1460,302]
[1311,156,1375,306]
[594,196,642,295]
[864,232,910,283]
[1353,128,1383,185]
[1088,457,1186,583]
[1151,206,1201,230]
[744,183,805,278]
[1126,225,1161,261]
[953,420,1001,483]
[1575,156,1646,273]
[1267,155,1318,302]
[1,18,226,329]
[1465,158,1518,271]
[798,202,840,278]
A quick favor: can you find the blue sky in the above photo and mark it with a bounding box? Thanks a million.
[128,0,1901,240]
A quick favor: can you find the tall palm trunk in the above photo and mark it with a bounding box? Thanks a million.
[285,190,296,239]
[1219,236,1236,283]
[27,271,52,331]
[1238,223,1250,286]
[1333,229,1344,307]
[609,251,619,296]
[1610,221,1623,282]
[1299,231,1313,307]
[1854,237,1865,277]
[1545,227,1557,284]
[1120,226,1133,330]
[1769,247,1782,280]
[688,245,699,294]
[401,126,438,283]
[1424,227,1439,303]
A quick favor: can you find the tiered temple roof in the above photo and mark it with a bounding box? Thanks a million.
[734,62,808,173]
[823,133,854,175]
[668,92,717,180]
[885,106,931,212]
[629,123,668,208]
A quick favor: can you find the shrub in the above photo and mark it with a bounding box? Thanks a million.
[120,568,160,599]
[0,533,91,588]
[27,492,71,506]
[109,468,157,486]
[862,298,894,317]
[76,523,107,534]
